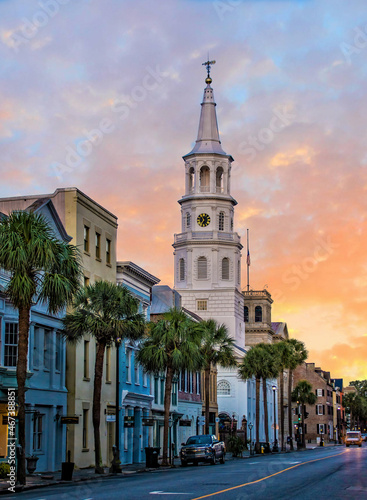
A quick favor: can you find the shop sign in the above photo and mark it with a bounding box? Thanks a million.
[61,416,79,424]
[106,415,116,422]
[124,416,135,428]
[142,418,154,426]
[179,419,191,427]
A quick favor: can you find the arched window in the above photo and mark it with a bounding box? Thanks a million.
[244,306,249,322]
[186,212,191,229]
[179,258,185,281]
[216,167,224,193]
[218,211,225,231]
[255,306,262,322]
[189,167,195,193]
[200,166,210,193]
[197,257,207,279]
[222,258,229,280]
[217,380,231,396]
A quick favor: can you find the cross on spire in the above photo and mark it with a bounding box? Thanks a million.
[202,58,216,84]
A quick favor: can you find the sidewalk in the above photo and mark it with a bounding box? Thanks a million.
[0,444,343,495]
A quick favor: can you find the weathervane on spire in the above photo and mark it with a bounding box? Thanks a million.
[202,58,216,84]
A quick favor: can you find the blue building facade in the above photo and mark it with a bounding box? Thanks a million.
[116,261,160,464]
[0,200,70,472]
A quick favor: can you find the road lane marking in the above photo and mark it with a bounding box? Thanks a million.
[150,492,189,495]
[191,450,349,500]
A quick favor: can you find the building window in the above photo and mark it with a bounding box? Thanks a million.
[172,381,177,405]
[4,323,18,368]
[179,258,185,281]
[82,409,88,449]
[316,389,324,397]
[186,212,191,229]
[244,306,249,323]
[255,306,262,322]
[143,370,148,387]
[216,167,224,193]
[197,257,207,279]
[218,211,225,231]
[83,340,90,379]
[180,371,185,392]
[43,329,50,370]
[134,359,140,385]
[33,326,40,369]
[95,232,101,259]
[126,349,131,383]
[106,239,111,264]
[105,347,111,382]
[55,332,62,372]
[197,300,208,311]
[317,404,324,415]
[222,257,229,280]
[160,378,165,405]
[154,377,159,404]
[32,413,43,451]
[217,380,231,396]
[196,372,201,395]
[200,166,210,193]
[84,225,90,253]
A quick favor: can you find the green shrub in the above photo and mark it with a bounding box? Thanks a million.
[227,435,247,457]
[0,462,10,479]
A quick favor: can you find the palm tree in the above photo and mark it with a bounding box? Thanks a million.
[238,344,269,452]
[291,380,316,448]
[273,341,292,451]
[259,344,281,449]
[63,281,145,473]
[286,339,308,449]
[197,319,237,435]
[0,211,81,485]
[136,308,203,466]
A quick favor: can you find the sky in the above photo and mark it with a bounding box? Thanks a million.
[0,0,366,383]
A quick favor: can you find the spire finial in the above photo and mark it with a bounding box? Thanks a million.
[202,58,216,84]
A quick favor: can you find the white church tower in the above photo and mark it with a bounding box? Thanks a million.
[173,61,245,348]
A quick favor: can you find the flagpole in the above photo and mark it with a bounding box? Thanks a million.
[247,229,250,291]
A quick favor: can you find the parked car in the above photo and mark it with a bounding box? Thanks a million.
[361,433,367,442]
[180,435,226,466]
[345,431,363,447]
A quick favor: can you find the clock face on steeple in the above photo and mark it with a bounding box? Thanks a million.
[197,213,211,227]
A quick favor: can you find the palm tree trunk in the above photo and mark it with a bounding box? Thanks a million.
[288,369,294,450]
[93,341,106,473]
[280,369,285,451]
[255,376,260,453]
[263,378,269,446]
[162,365,173,466]
[16,305,30,485]
[204,367,210,435]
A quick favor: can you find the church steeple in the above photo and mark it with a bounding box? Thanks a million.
[184,60,229,157]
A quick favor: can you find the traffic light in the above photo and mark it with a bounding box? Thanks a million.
[303,407,309,419]
[298,414,301,423]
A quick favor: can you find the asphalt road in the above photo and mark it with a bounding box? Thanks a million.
[4,446,367,500]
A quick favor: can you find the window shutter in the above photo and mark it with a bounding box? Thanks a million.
[179,259,185,281]
[198,257,207,279]
[323,405,325,415]
[315,406,318,414]
[322,389,325,396]
[222,258,229,280]
[317,424,319,434]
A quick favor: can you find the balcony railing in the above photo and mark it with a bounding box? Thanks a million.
[174,232,241,244]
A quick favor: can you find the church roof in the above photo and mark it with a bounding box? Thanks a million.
[184,77,231,158]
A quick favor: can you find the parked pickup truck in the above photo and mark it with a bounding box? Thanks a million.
[180,435,226,466]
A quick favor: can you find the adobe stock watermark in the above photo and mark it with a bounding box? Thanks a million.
[340,24,367,64]
[237,106,296,162]
[213,0,241,21]
[50,65,166,180]
[271,235,339,304]
[3,0,71,53]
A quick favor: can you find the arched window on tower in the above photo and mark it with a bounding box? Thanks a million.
[255,306,263,322]
[186,212,191,229]
[244,306,249,322]
[221,258,229,280]
[216,167,224,193]
[189,167,195,193]
[197,257,207,279]
[200,166,210,193]
[179,258,185,281]
[217,380,231,396]
[218,211,225,231]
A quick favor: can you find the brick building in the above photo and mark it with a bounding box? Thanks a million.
[293,363,335,443]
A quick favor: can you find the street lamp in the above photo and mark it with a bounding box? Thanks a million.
[272,385,278,452]
[248,422,254,456]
